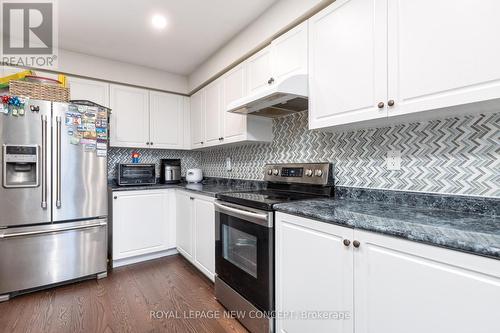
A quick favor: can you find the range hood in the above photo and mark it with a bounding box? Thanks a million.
[226,74,308,118]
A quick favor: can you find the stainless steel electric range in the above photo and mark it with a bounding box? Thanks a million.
[214,163,333,333]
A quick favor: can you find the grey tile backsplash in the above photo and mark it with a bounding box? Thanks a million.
[109,110,500,198]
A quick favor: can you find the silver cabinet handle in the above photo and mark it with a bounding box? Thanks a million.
[56,116,62,208]
[0,221,107,239]
[41,115,47,209]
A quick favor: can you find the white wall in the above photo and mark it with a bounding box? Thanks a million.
[5,49,188,94]
[58,50,188,94]
[187,0,327,91]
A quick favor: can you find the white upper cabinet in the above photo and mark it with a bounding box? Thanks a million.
[68,76,110,107]
[308,0,388,129]
[270,21,308,84]
[309,0,500,130]
[222,64,248,142]
[246,22,308,96]
[110,84,150,148]
[149,91,185,149]
[204,80,223,146]
[387,0,500,117]
[190,89,205,148]
[246,47,272,95]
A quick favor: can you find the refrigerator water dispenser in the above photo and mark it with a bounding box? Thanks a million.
[2,145,39,188]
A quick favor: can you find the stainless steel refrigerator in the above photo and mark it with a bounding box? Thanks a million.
[0,99,108,301]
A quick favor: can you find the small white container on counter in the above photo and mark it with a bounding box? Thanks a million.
[186,168,203,183]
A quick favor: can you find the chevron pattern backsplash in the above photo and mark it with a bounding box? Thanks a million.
[108,111,499,197]
[107,148,202,179]
[202,111,500,197]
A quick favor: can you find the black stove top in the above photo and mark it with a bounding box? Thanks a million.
[217,189,331,211]
[217,162,334,210]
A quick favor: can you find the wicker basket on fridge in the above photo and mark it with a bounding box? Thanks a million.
[9,80,70,102]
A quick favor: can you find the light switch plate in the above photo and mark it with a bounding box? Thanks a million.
[225,157,232,171]
[386,150,401,170]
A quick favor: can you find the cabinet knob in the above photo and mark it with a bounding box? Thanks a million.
[343,239,351,247]
[150,142,154,146]
[388,99,395,107]
[219,137,224,141]
[190,197,194,200]
[146,142,150,145]
[353,240,361,248]
[200,141,204,144]
[268,77,275,85]
[113,196,117,200]
[377,102,385,109]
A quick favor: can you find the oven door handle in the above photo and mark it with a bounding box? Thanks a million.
[214,201,270,225]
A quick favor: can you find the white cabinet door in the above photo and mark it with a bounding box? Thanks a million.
[246,47,272,95]
[388,0,500,117]
[68,76,109,107]
[149,91,184,149]
[193,198,215,281]
[354,230,500,333]
[176,190,194,260]
[112,190,171,260]
[204,80,223,146]
[222,64,247,143]
[190,89,205,148]
[109,84,149,148]
[270,21,308,84]
[276,213,354,333]
[308,0,388,129]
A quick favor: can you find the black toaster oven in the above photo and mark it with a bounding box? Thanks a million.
[117,163,156,186]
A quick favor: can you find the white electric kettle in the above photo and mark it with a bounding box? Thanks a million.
[186,168,203,183]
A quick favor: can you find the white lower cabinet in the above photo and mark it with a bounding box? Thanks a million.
[176,190,194,260]
[353,230,500,333]
[276,213,354,333]
[176,190,215,281]
[112,189,176,267]
[276,212,500,333]
[193,198,215,279]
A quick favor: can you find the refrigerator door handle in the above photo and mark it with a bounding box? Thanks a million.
[0,221,107,239]
[41,115,48,209]
[56,116,62,208]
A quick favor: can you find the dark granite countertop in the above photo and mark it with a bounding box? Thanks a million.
[274,196,500,259]
[108,178,266,198]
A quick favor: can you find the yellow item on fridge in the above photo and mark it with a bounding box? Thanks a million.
[0,70,33,87]
[57,74,68,88]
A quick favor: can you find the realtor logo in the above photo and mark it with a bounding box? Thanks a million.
[1,0,58,68]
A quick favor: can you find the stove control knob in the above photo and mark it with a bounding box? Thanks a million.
[267,169,273,175]
[314,169,323,177]
[305,169,313,177]
[273,169,279,176]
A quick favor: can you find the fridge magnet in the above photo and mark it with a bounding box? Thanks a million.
[70,136,80,145]
[84,143,96,152]
[96,127,107,139]
[80,138,96,145]
[96,149,107,157]
[96,139,107,150]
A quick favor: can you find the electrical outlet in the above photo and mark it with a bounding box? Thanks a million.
[386,150,401,170]
[225,157,232,171]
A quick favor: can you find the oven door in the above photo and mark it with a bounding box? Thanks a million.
[214,200,274,312]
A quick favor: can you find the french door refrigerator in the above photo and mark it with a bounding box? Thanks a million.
[0,99,108,301]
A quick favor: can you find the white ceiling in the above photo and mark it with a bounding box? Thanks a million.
[58,0,278,75]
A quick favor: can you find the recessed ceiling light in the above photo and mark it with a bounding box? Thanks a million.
[152,14,167,30]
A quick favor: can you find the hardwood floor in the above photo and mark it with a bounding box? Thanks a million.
[0,255,248,333]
